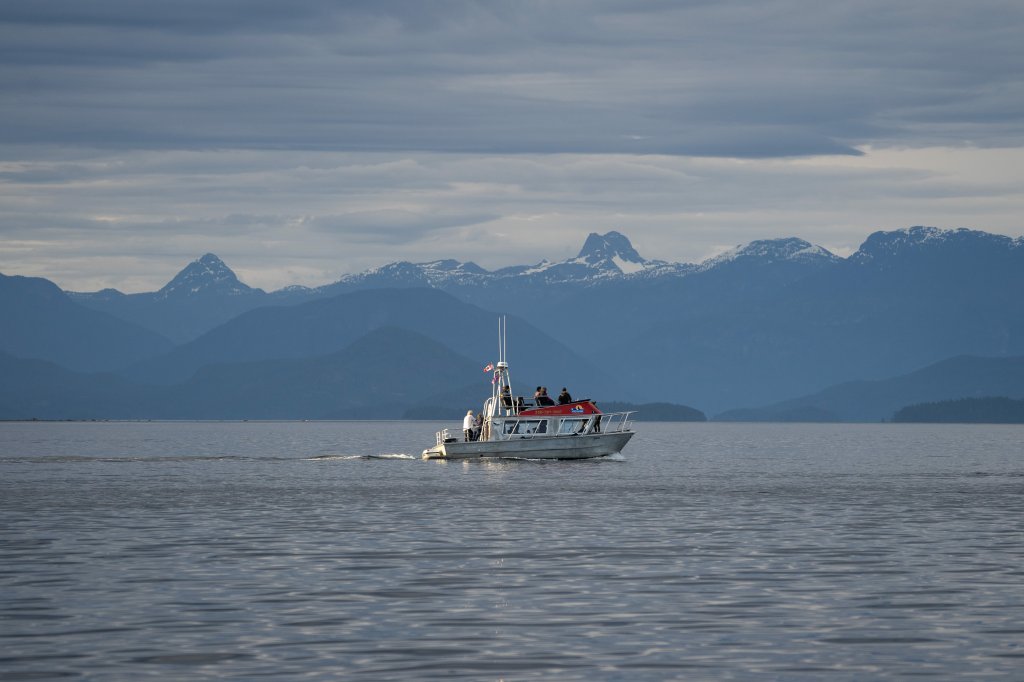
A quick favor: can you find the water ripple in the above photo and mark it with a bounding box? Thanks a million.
[1,421,1023,680]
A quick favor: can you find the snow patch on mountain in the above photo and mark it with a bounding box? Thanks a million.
[612,254,647,274]
[518,260,553,276]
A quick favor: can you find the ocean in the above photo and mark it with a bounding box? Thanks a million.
[2,421,1022,680]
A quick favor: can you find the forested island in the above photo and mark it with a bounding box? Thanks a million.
[599,402,707,422]
[892,397,1024,423]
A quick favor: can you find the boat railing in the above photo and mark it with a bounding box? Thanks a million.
[597,410,635,434]
[492,410,635,441]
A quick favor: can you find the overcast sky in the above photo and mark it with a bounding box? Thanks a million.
[1,0,1022,292]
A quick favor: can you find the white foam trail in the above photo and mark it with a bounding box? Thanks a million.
[307,452,416,461]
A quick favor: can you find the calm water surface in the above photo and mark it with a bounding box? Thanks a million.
[1,421,1022,680]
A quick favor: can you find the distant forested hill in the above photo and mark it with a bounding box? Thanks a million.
[1,273,172,372]
[599,402,706,421]
[715,355,1024,422]
[0,351,155,420]
[893,397,1024,423]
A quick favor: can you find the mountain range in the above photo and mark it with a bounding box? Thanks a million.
[0,328,480,420]
[3,225,1023,420]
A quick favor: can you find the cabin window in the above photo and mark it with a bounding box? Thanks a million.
[503,419,547,435]
[558,418,589,434]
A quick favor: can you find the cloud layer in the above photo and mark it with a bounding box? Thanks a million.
[1,1,1022,290]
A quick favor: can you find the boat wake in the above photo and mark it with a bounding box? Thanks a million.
[307,453,416,461]
[2,454,287,464]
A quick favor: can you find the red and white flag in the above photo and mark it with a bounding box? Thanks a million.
[483,363,494,372]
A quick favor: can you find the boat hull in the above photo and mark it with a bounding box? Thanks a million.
[422,431,634,460]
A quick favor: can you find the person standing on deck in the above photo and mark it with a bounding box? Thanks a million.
[463,410,475,441]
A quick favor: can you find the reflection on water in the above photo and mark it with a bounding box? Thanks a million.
[1,421,1023,680]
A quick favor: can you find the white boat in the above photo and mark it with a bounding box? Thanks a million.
[422,320,635,460]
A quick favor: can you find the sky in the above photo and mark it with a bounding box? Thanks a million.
[1,0,1022,293]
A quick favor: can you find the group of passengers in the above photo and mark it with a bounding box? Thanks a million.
[463,410,484,442]
[534,386,573,406]
[498,384,572,409]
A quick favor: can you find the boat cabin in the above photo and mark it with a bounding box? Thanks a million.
[484,398,606,440]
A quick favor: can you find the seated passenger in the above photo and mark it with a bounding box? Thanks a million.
[558,387,572,404]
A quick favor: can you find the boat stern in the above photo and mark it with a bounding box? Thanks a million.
[422,428,483,459]
[422,443,446,459]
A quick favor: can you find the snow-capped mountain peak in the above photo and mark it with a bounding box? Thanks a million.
[576,231,647,273]
[851,226,1022,264]
[156,253,255,299]
[702,238,839,270]
[854,226,947,261]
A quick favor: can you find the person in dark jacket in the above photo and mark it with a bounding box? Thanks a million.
[557,387,572,404]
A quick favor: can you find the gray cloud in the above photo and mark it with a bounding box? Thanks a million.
[304,209,500,244]
[2,1,1021,156]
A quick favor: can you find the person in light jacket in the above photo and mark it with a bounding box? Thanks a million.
[463,410,475,441]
